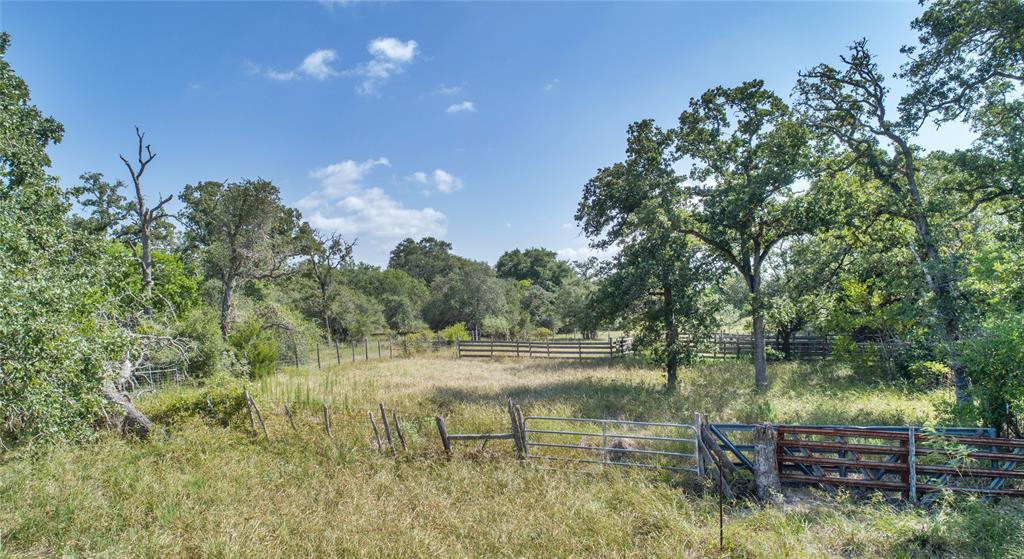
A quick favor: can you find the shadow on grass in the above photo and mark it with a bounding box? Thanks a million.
[427,358,935,427]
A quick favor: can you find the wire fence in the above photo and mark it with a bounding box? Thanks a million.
[278,335,456,370]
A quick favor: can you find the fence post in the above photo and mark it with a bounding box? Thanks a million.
[435,416,452,456]
[456,339,460,359]
[490,340,494,358]
[694,412,704,477]
[334,339,341,365]
[908,427,918,503]
[377,339,381,359]
[316,343,321,370]
[578,340,582,360]
[294,345,300,368]
[609,336,613,357]
[364,338,369,360]
[389,336,393,358]
[351,341,356,363]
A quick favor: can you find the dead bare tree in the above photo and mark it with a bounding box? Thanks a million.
[119,127,173,316]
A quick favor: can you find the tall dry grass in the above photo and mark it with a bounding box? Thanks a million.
[1,356,1021,558]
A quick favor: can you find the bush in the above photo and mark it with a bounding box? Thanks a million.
[439,322,470,343]
[531,327,553,340]
[176,307,234,379]
[482,315,512,340]
[960,314,1024,435]
[142,372,251,428]
[229,319,280,379]
[402,328,436,355]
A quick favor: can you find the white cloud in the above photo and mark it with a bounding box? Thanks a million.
[353,37,419,94]
[300,49,339,80]
[434,83,462,95]
[251,49,339,82]
[446,101,476,114]
[320,0,353,10]
[299,158,445,254]
[310,157,389,196]
[544,78,560,92]
[406,168,464,194]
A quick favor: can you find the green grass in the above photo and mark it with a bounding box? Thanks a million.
[1,356,1022,558]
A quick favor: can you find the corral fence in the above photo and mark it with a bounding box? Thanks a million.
[682,333,832,360]
[456,337,633,360]
[710,423,1023,502]
[522,415,702,475]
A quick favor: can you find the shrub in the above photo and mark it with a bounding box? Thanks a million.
[142,372,250,428]
[229,319,280,379]
[531,327,554,340]
[176,307,233,379]
[482,315,512,340]
[960,314,1024,435]
[439,322,470,343]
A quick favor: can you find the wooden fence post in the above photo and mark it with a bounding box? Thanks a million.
[393,411,407,451]
[456,339,460,359]
[316,343,321,370]
[351,341,356,363]
[753,424,782,504]
[364,338,369,360]
[322,403,333,437]
[377,339,381,359]
[368,412,382,452]
[435,416,452,457]
[335,340,341,365]
[379,403,396,456]
[694,413,704,477]
[389,336,393,358]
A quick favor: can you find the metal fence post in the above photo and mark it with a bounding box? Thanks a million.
[694,412,704,477]
[908,427,918,503]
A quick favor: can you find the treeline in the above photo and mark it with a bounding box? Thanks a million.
[577,0,1024,436]
[0,29,606,444]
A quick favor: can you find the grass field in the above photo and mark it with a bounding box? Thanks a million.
[2,355,1022,558]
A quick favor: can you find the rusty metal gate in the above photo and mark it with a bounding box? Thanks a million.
[522,415,702,474]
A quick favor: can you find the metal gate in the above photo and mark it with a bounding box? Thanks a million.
[522,415,702,474]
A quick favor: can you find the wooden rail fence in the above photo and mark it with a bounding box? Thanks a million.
[682,333,832,360]
[456,337,633,360]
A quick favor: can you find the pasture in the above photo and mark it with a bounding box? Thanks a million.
[1,355,1022,558]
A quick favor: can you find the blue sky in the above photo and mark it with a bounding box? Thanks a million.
[2,1,970,265]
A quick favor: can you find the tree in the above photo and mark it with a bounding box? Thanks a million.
[496,248,575,291]
[762,234,849,359]
[796,40,972,403]
[0,32,151,441]
[388,237,458,285]
[297,223,355,342]
[119,127,173,315]
[674,80,815,390]
[179,179,301,337]
[422,261,510,332]
[578,119,721,388]
[901,0,1023,124]
[902,0,1024,223]
[70,172,130,237]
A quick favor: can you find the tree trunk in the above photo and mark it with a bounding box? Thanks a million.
[220,274,236,338]
[664,283,679,390]
[140,222,154,316]
[780,328,793,361]
[102,384,153,439]
[752,306,767,391]
[753,423,782,504]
